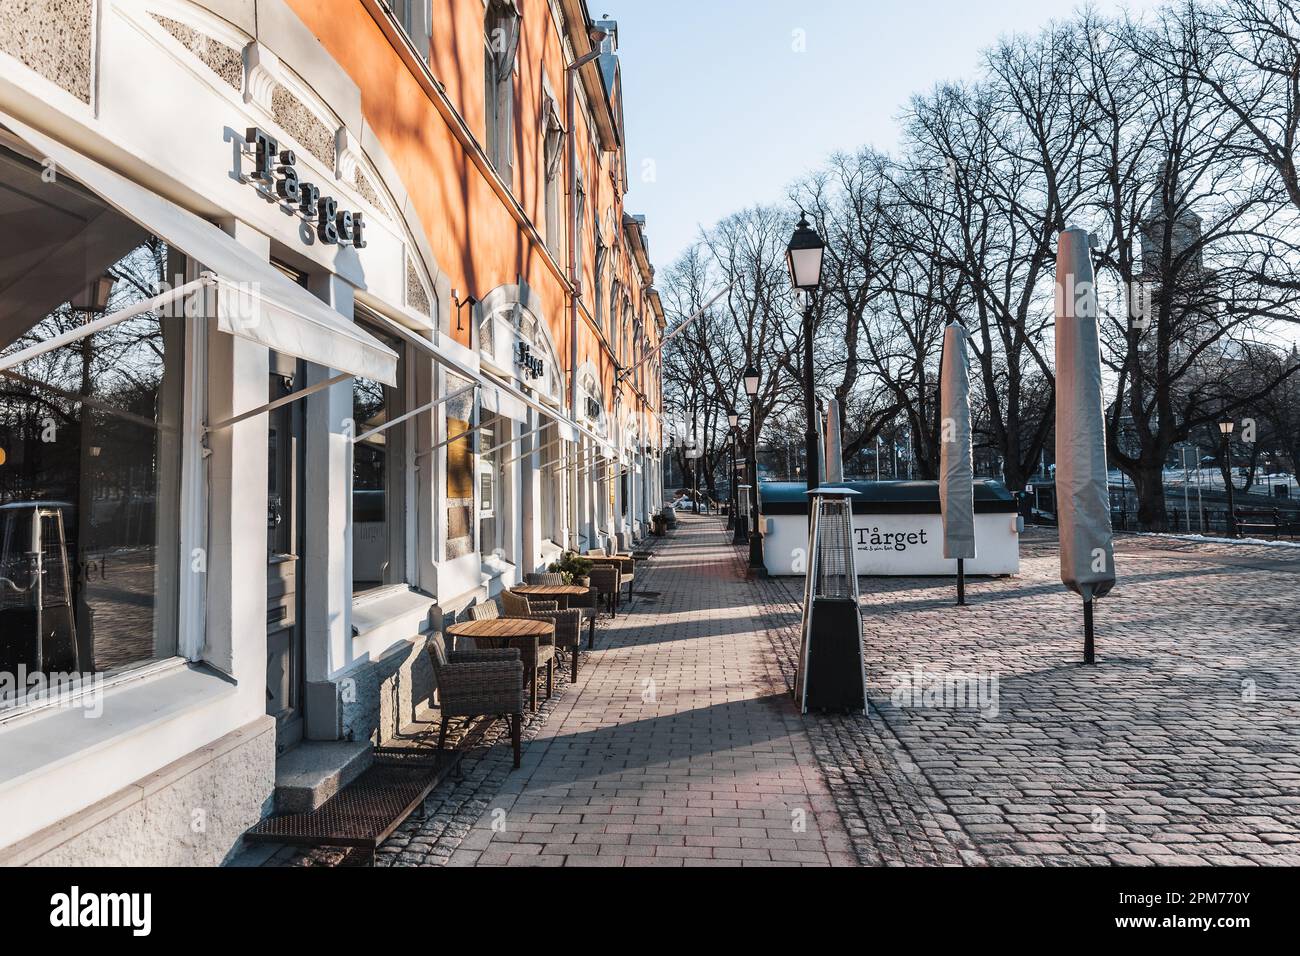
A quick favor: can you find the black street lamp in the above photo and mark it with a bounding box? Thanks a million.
[786,211,826,502]
[726,409,739,530]
[744,364,764,570]
[1219,417,1236,536]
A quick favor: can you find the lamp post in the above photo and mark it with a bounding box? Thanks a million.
[1220,417,1236,536]
[744,365,764,569]
[726,409,739,530]
[786,212,826,501]
[690,423,700,515]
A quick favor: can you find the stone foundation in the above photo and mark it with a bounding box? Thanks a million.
[336,633,436,746]
[1,715,275,867]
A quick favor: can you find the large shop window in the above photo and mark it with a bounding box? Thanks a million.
[540,425,563,545]
[0,147,185,691]
[478,413,506,561]
[352,315,407,595]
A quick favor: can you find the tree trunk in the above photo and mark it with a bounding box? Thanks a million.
[1134,461,1169,532]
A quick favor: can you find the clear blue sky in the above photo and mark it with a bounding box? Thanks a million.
[603,0,1164,272]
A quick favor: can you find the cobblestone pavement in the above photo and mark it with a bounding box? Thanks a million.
[760,525,1300,866]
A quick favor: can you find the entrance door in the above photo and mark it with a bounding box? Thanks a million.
[266,353,306,753]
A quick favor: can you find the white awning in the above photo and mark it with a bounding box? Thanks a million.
[1,112,397,386]
[479,373,530,423]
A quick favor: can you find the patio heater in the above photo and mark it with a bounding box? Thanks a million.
[794,400,866,714]
[0,503,80,675]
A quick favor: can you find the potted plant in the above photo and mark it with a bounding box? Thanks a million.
[548,552,593,585]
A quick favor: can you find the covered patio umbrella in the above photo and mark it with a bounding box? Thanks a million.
[824,399,843,484]
[938,320,976,604]
[1054,227,1116,663]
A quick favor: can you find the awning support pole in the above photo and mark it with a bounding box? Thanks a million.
[204,371,351,435]
[0,274,215,374]
[479,420,555,458]
[353,382,477,445]
[0,369,177,434]
[417,420,488,460]
[501,434,564,468]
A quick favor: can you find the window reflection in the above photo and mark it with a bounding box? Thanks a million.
[352,316,405,595]
[0,148,183,686]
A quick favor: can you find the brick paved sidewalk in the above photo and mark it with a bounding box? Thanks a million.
[442,514,854,867]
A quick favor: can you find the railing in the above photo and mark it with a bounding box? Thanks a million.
[1106,507,1300,539]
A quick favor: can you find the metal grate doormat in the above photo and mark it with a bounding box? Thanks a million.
[244,719,492,859]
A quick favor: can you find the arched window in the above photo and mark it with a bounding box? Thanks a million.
[479,299,562,405]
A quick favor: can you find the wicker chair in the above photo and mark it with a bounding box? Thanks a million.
[502,590,585,682]
[427,640,525,768]
[587,564,621,619]
[591,554,635,602]
[566,584,599,649]
[468,601,555,709]
[525,572,565,586]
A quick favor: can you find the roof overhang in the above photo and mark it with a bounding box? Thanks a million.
[559,0,619,152]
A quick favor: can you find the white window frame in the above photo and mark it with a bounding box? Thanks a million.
[0,252,206,722]
[351,310,414,599]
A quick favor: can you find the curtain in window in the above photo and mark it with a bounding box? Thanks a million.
[594,243,606,330]
[489,0,521,82]
[543,98,566,182]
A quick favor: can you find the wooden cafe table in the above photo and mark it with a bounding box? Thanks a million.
[445,616,554,712]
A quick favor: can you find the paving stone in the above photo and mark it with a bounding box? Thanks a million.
[267,519,1298,868]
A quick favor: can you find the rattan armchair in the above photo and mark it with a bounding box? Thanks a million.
[427,640,525,768]
[503,589,585,681]
[587,564,621,619]
[525,572,565,586]
[565,584,599,648]
[469,601,555,706]
[590,553,635,602]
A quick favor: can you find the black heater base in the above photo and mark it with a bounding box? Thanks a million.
[803,597,866,713]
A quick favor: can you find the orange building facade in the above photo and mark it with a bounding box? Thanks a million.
[0,0,662,864]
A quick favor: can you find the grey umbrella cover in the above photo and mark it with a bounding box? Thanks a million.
[939,321,977,560]
[1055,227,1116,601]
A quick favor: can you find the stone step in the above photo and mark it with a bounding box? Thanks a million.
[273,741,373,814]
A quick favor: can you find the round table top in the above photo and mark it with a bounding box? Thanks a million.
[513,584,592,596]
[446,617,554,639]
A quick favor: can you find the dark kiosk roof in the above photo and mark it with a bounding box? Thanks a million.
[759,480,1019,516]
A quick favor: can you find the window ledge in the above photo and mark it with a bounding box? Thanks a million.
[351,585,436,639]
[0,662,239,847]
[479,554,514,583]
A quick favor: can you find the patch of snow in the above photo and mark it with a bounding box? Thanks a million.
[1134,532,1300,549]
